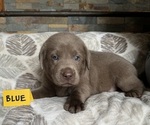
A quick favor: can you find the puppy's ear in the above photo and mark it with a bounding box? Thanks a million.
[84,45,91,70]
[39,44,46,70]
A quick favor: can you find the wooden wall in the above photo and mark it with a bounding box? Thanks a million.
[0,0,4,11]
[0,0,149,33]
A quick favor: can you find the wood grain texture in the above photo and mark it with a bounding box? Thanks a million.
[0,0,4,11]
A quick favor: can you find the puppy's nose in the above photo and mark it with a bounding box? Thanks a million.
[61,67,74,80]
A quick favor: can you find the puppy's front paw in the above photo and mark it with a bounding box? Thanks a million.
[125,90,142,98]
[64,98,84,113]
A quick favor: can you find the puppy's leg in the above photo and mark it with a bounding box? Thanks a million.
[64,85,91,113]
[64,91,84,113]
[32,85,55,99]
[117,75,144,98]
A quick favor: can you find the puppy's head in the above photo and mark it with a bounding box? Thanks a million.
[40,33,90,87]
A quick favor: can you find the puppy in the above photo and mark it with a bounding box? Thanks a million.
[32,33,144,113]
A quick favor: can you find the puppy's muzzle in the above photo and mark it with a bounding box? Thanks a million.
[61,67,75,80]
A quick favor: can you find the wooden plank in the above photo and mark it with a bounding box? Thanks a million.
[0,11,150,17]
[0,0,4,11]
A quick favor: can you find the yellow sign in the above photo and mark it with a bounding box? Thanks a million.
[3,89,33,107]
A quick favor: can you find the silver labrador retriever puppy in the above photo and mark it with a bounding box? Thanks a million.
[32,33,144,113]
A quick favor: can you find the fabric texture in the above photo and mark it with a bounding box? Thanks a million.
[0,32,150,125]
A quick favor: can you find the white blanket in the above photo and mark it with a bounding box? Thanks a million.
[31,91,150,125]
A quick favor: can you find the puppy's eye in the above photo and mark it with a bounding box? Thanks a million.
[74,55,80,61]
[51,55,59,60]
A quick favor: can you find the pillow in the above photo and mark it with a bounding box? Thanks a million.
[0,32,150,93]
